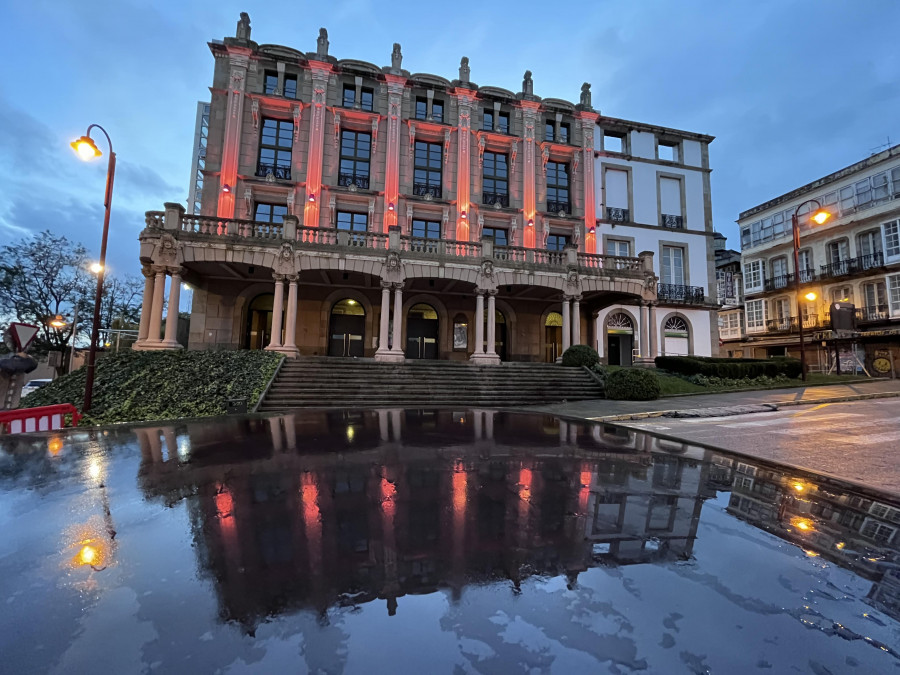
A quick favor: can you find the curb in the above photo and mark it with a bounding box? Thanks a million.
[588,390,900,422]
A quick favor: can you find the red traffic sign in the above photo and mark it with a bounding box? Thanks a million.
[9,323,39,351]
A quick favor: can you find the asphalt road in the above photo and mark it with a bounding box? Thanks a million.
[620,397,900,495]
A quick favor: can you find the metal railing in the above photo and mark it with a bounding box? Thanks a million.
[255,162,291,180]
[546,200,571,214]
[819,252,884,279]
[857,304,890,322]
[764,273,794,292]
[412,182,442,199]
[482,191,509,208]
[764,315,823,333]
[338,173,369,189]
[606,207,629,222]
[657,283,705,304]
[661,214,684,229]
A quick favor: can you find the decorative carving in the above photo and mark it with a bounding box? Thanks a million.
[580,82,592,109]
[566,270,581,296]
[443,129,452,164]
[572,152,580,176]
[478,136,486,166]
[333,111,341,148]
[524,119,534,141]
[523,70,533,96]
[371,118,379,155]
[328,195,336,227]
[383,250,404,284]
[442,207,450,238]
[236,12,251,40]
[572,223,581,245]
[274,243,295,275]
[541,217,550,247]
[154,233,181,266]
[481,260,494,280]
[286,191,295,215]
[541,146,550,173]
[391,43,402,71]
[476,213,484,239]
[368,197,376,224]
[316,28,329,58]
[293,106,302,140]
[408,122,416,159]
[251,99,259,130]
[510,216,518,245]
[459,56,470,83]
[243,188,252,218]
[312,87,325,106]
[510,140,519,173]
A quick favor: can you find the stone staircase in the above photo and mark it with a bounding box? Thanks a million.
[257,357,603,411]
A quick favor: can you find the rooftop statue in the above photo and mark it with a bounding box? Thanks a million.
[580,82,592,109]
[459,56,470,83]
[523,70,534,96]
[316,28,329,57]
[391,43,402,71]
[235,12,251,41]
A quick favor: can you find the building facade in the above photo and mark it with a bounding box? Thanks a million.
[134,13,718,365]
[736,144,900,373]
[714,233,745,355]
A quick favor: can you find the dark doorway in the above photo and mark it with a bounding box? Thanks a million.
[607,335,635,366]
[406,304,439,359]
[544,312,563,362]
[329,299,365,357]
[245,293,274,350]
[495,312,508,361]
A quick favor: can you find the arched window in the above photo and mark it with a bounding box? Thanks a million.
[606,312,634,333]
[545,311,563,327]
[663,315,690,356]
[664,316,689,336]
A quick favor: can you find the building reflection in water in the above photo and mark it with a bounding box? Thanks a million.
[136,410,899,632]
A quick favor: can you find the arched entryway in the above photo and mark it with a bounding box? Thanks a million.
[406,303,439,359]
[663,315,690,356]
[493,310,508,361]
[245,293,274,350]
[545,312,563,362]
[606,312,634,366]
[329,298,366,357]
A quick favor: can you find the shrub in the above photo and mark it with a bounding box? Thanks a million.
[561,345,600,368]
[605,367,661,401]
[654,355,801,380]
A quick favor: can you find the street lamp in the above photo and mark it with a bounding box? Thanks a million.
[791,200,830,381]
[70,124,116,413]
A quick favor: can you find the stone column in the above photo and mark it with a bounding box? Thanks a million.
[572,296,581,346]
[390,284,404,357]
[146,266,167,344]
[575,111,600,253]
[217,53,249,218]
[266,275,285,350]
[648,303,658,358]
[376,282,404,362]
[454,90,476,241]
[282,276,299,356]
[521,102,541,248]
[486,292,497,357]
[561,297,571,355]
[383,76,406,233]
[639,303,650,359]
[473,291,485,356]
[161,268,183,348]
[136,265,155,344]
[303,64,332,229]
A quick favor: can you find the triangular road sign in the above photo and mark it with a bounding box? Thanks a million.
[9,323,39,351]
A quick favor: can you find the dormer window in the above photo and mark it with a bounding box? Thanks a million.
[343,85,374,111]
[544,120,570,143]
[658,140,680,162]
[483,109,509,134]
[283,75,297,99]
[264,70,278,95]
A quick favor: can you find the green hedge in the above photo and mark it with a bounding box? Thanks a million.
[19,350,282,425]
[605,368,661,400]
[561,345,600,368]
[654,355,802,379]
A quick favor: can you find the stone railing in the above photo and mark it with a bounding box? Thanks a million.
[144,204,652,280]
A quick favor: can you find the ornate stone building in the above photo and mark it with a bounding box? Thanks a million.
[134,13,718,364]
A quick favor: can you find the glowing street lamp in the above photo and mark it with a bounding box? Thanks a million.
[791,200,830,381]
[89,262,104,274]
[49,315,68,329]
[70,124,116,413]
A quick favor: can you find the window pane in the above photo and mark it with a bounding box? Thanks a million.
[432,102,443,122]
[415,99,427,120]
[885,221,900,257]
[343,87,355,107]
[283,76,297,99]
[264,72,278,95]
[360,89,373,111]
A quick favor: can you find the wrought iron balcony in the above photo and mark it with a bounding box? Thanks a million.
[763,273,794,292]
[255,162,291,181]
[482,191,509,208]
[412,183,442,199]
[661,214,684,229]
[657,283,704,304]
[338,173,369,190]
[819,252,884,279]
[764,315,824,333]
[546,200,571,215]
[857,304,890,322]
[798,268,815,283]
[606,207,629,222]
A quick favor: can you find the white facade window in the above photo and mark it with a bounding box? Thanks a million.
[884,220,900,260]
[858,229,883,258]
[745,299,766,332]
[861,519,896,544]
[831,285,853,304]
[889,274,900,316]
[660,177,682,216]
[863,282,887,309]
[744,260,765,292]
[773,297,790,320]
[839,185,855,213]
[605,168,629,209]
[606,239,630,257]
[661,246,685,285]
[658,141,678,162]
[827,239,849,264]
[720,311,742,339]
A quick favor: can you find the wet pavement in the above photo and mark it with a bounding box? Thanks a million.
[1,410,899,674]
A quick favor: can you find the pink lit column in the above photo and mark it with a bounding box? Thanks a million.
[303,64,332,228]
[575,111,599,253]
[454,90,476,241]
[521,102,541,248]
[216,50,249,218]
[383,76,406,233]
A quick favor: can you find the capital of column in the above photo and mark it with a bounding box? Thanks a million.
[393,282,404,290]
[151,264,168,276]
[381,280,393,290]
[286,274,299,283]
[273,273,286,282]
[141,264,154,278]
[167,266,185,277]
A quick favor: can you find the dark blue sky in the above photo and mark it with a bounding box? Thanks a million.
[2,0,898,269]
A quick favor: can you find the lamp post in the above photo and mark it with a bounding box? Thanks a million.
[791,200,830,381]
[71,125,116,413]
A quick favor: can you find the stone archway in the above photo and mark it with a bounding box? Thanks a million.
[605,310,637,366]
[328,298,366,357]
[660,311,693,356]
[319,288,376,356]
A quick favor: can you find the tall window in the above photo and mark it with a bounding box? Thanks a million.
[858,230,883,257]
[336,211,368,232]
[798,249,813,281]
[545,121,555,142]
[339,131,371,189]
[773,297,790,321]
[606,239,630,257]
[743,259,765,291]
[483,110,509,133]
[483,152,509,207]
[604,167,629,221]
[884,220,900,259]
[284,75,297,99]
[770,257,788,287]
[661,246,685,286]
[827,239,849,264]
[254,203,288,223]
[483,109,493,132]
[411,219,441,239]
[415,98,428,120]
[432,100,444,123]
[482,227,508,247]
[745,299,765,331]
[264,70,278,95]
[546,162,570,213]
[544,122,569,143]
[547,234,569,251]
[343,86,374,111]
[413,141,442,199]
[257,119,293,180]
[831,286,853,304]
[889,275,900,315]
[864,281,887,309]
[659,177,683,228]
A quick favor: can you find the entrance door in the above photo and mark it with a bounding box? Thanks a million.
[245,293,274,350]
[329,299,365,357]
[607,334,634,366]
[544,311,563,362]
[406,304,439,359]
[495,319,508,361]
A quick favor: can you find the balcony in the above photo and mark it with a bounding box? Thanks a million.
[819,252,884,279]
[546,200,571,215]
[763,315,824,334]
[255,162,291,181]
[338,173,369,190]
[412,183,442,200]
[657,283,705,304]
[482,191,509,208]
[606,207,629,223]
[857,304,890,323]
[661,214,684,229]
[763,274,794,292]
